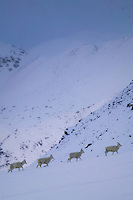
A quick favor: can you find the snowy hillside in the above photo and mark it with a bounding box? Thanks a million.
[49,80,133,162]
[1,79,133,198]
[1,152,133,200]
[1,1,133,198]
[0,42,27,88]
[0,37,133,170]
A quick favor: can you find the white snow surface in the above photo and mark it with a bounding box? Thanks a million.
[0,34,133,200]
[0,42,27,88]
[0,152,133,200]
[0,36,133,170]
[49,80,133,162]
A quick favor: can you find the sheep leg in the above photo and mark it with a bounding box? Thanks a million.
[67,157,71,162]
[36,163,41,168]
[77,157,81,161]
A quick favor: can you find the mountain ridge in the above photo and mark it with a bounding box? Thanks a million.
[0,37,133,170]
[48,80,133,162]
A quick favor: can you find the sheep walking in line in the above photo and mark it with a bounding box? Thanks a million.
[36,154,54,168]
[67,149,84,162]
[8,159,27,172]
[105,142,122,156]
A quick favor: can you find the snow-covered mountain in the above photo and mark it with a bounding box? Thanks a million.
[0,42,27,88]
[0,1,133,198]
[49,80,133,162]
[0,36,133,170]
[0,80,133,200]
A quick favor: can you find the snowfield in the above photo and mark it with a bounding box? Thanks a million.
[48,80,133,163]
[0,79,133,199]
[0,36,133,169]
[0,0,133,199]
[0,152,133,200]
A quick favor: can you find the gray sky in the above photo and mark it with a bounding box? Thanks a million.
[0,0,133,49]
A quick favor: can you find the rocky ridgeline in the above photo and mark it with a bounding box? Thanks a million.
[52,80,133,160]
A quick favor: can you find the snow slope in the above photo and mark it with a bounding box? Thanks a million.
[0,42,27,88]
[0,36,133,169]
[0,152,133,200]
[49,80,133,162]
[0,80,133,199]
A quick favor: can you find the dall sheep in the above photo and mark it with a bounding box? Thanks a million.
[8,159,27,172]
[67,149,84,162]
[36,154,54,168]
[105,142,122,156]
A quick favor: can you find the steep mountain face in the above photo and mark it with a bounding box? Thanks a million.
[0,37,133,170]
[49,81,133,162]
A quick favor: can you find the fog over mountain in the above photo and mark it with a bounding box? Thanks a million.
[0,0,133,49]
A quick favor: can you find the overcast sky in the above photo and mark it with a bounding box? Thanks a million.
[0,0,133,49]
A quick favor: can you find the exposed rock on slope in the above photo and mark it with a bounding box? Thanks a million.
[0,37,133,170]
[50,80,133,162]
[0,42,27,72]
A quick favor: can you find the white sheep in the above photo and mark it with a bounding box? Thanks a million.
[36,154,54,167]
[105,142,122,156]
[67,149,84,162]
[8,159,27,172]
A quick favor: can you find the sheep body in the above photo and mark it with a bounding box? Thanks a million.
[105,142,122,156]
[36,154,54,167]
[68,149,84,162]
[8,159,27,172]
